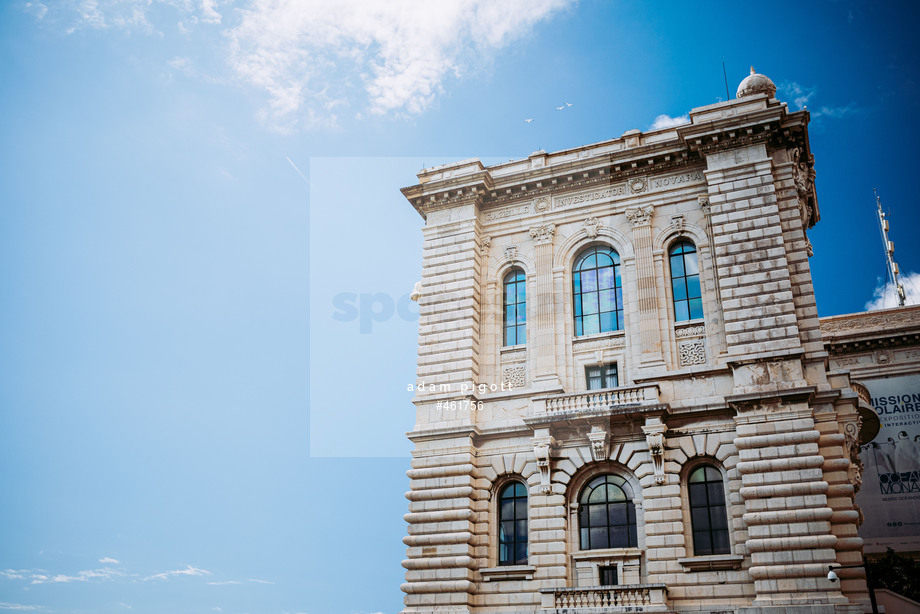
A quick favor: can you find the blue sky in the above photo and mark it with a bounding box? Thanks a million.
[1,1,919,613]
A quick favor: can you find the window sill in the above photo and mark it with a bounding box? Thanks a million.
[480,565,535,581]
[678,554,743,572]
[571,548,642,563]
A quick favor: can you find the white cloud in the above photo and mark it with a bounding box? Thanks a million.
[207,580,241,585]
[0,604,42,611]
[865,272,920,311]
[99,557,120,564]
[648,114,689,130]
[33,567,126,584]
[146,565,212,581]
[227,0,574,131]
[247,578,274,584]
[778,81,816,111]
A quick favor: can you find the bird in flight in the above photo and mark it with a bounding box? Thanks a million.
[556,102,574,111]
[524,118,534,123]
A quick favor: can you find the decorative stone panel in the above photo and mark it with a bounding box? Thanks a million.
[502,364,526,388]
[678,339,706,366]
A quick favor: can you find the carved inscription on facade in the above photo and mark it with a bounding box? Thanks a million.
[486,204,530,221]
[553,186,625,210]
[651,170,705,191]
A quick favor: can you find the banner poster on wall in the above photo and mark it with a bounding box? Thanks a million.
[855,374,920,553]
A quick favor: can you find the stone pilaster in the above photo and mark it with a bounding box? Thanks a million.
[529,224,560,387]
[625,205,664,365]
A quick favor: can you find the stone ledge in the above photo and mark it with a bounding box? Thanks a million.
[678,554,744,571]
[479,565,535,581]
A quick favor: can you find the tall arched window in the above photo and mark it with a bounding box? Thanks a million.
[573,246,623,336]
[578,474,637,550]
[688,465,730,555]
[669,241,702,321]
[503,269,526,346]
[498,481,528,565]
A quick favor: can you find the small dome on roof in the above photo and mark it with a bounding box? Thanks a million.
[736,66,776,99]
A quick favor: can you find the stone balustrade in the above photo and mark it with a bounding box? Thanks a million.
[536,384,661,415]
[540,584,668,611]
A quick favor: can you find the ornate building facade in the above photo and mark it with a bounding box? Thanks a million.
[398,70,878,613]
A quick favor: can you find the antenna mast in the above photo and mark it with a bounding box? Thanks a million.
[876,189,906,307]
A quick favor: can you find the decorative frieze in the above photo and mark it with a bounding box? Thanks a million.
[674,324,705,339]
[573,335,626,353]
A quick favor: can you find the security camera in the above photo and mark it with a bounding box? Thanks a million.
[827,570,838,582]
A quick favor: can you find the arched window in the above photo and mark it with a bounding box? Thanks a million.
[669,241,703,321]
[573,246,623,336]
[688,465,730,555]
[498,481,528,565]
[503,269,526,346]
[578,474,637,550]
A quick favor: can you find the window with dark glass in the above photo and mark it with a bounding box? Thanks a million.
[503,269,526,346]
[599,565,618,586]
[498,481,528,565]
[669,241,703,321]
[586,363,618,390]
[688,465,730,555]
[578,474,637,550]
[573,246,623,336]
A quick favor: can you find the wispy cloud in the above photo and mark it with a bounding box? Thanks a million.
[247,578,274,584]
[207,580,241,585]
[99,557,120,564]
[145,565,212,581]
[33,567,126,584]
[25,0,573,131]
[0,604,43,612]
[865,272,920,311]
[778,81,863,121]
[778,81,816,110]
[648,113,689,130]
[226,0,574,131]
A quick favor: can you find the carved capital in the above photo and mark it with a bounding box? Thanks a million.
[698,194,711,216]
[583,217,601,239]
[480,235,492,254]
[529,224,556,246]
[625,205,654,228]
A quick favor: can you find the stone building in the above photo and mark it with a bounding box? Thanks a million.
[398,69,877,613]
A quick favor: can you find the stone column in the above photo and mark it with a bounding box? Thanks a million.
[625,205,664,365]
[529,224,560,387]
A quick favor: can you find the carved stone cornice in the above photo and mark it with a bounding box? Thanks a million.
[821,306,920,355]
